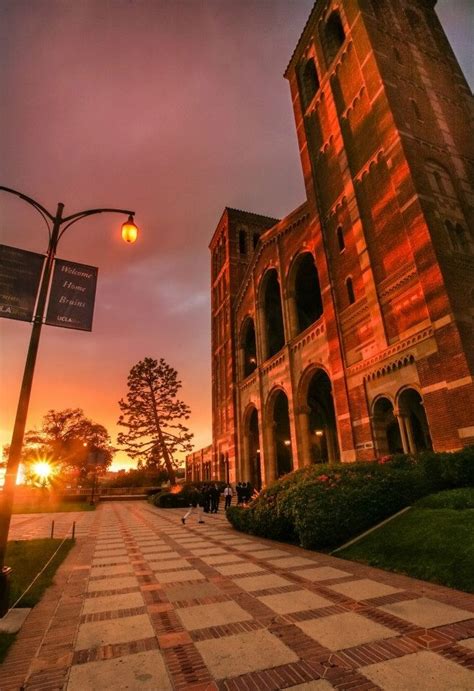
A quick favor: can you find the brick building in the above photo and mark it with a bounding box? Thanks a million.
[185,445,213,483]
[187,0,474,487]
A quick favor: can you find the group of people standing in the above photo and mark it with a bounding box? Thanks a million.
[236,481,253,505]
[181,481,254,524]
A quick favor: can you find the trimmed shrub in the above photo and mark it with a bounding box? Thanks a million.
[154,492,189,508]
[226,506,255,533]
[226,447,474,550]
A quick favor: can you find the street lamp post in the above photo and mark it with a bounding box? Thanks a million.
[0,186,139,612]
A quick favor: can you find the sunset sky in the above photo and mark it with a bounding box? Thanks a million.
[1,0,472,471]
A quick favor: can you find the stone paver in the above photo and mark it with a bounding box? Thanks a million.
[196,628,299,679]
[296,611,396,650]
[1,501,473,691]
[363,650,474,690]
[67,649,172,690]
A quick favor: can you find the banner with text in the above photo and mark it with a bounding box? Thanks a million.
[45,259,98,331]
[0,244,45,322]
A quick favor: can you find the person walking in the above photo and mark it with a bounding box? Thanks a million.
[182,486,204,524]
[223,483,233,510]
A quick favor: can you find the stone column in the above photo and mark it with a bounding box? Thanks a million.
[404,415,417,454]
[296,405,312,466]
[255,300,268,362]
[286,289,299,339]
[395,413,410,454]
[264,421,278,484]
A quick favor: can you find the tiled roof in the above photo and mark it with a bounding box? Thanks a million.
[225,207,280,225]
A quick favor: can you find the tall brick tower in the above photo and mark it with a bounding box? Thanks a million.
[209,209,278,481]
[284,0,473,455]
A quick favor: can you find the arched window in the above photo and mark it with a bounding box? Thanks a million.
[405,8,423,32]
[337,225,345,252]
[299,59,320,109]
[426,161,455,198]
[291,253,323,334]
[239,230,247,255]
[455,223,469,252]
[346,277,355,305]
[323,11,346,64]
[253,233,259,249]
[410,99,422,121]
[261,269,285,359]
[241,317,257,378]
[445,220,459,251]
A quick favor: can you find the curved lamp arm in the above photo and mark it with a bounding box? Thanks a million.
[59,207,135,242]
[0,185,55,241]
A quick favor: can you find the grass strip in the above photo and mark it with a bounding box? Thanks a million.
[339,491,474,593]
[0,538,74,663]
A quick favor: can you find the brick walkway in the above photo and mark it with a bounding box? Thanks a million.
[1,501,473,690]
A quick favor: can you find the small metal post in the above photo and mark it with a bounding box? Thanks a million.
[50,520,55,539]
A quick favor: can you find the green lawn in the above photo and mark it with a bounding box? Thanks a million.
[0,538,74,662]
[338,488,474,593]
[12,501,95,514]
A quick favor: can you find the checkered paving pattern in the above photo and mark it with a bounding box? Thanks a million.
[1,502,473,690]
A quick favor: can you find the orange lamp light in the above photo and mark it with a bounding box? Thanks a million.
[121,215,139,243]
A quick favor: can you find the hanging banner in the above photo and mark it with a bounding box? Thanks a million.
[45,259,98,331]
[0,244,45,322]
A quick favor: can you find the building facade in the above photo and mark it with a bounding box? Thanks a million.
[185,445,213,483]
[191,0,474,487]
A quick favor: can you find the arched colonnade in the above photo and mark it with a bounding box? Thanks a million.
[241,378,432,488]
[241,367,340,488]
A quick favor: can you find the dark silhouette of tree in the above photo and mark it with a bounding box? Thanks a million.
[3,408,114,480]
[117,357,193,484]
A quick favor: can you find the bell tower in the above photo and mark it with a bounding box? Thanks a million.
[284,0,474,452]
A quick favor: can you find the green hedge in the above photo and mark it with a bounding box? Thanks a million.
[226,447,474,550]
[152,491,189,508]
[148,481,228,509]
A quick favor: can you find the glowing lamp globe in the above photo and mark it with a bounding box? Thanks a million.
[121,215,139,243]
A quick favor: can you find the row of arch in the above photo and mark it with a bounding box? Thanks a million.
[242,369,340,489]
[299,10,347,110]
[241,373,433,489]
[240,252,324,375]
[239,250,357,378]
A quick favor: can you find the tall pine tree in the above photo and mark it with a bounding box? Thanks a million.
[117,357,193,484]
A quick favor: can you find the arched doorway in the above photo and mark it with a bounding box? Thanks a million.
[271,390,293,477]
[261,269,285,359]
[398,388,432,452]
[372,397,403,455]
[289,252,323,336]
[306,370,339,463]
[245,407,262,490]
